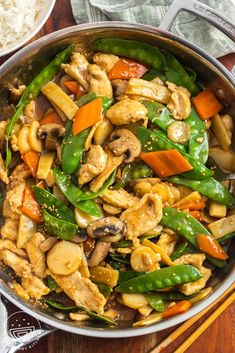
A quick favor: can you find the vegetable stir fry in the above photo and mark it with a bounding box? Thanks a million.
[0,39,234,328]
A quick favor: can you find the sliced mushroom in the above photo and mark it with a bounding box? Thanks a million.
[167,121,191,144]
[87,240,110,267]
[38,123,65,150]
[108,129,141,163]
[87,216,126,239]
[111,79,128,97]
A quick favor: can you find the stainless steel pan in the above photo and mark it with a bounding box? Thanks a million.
[0,0,234,351]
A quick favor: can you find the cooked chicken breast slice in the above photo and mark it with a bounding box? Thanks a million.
[25,232,47,279]
[88,64,113,98]
[174,253,206,269]
[0,239,27,258]
[0,249,31,277]
[101,188,139,209]
[106,99,147,125]
[166,81,191,120]
[179,266,211,296]
[93,53,119,73]
[61,52,89,91]
[156,232,178,256]
[1,218,19,241]
[21,274,50,299]
[0,153,9,184]
[6,181,25,215]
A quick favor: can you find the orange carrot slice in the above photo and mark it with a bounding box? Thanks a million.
[108,58,148,80]
[40,110,64,126]
[23,151,40,177]
[22,185,41,224]
[197,234,228,260]
[192,89,223,120]
[162,301,191,318]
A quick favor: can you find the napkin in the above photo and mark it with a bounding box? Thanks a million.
[71,0,235,58]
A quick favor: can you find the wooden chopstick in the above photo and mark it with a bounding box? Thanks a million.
[149,283,235,353]
[173,291,235,353]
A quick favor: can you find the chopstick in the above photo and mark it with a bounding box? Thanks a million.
[149,283,235,353]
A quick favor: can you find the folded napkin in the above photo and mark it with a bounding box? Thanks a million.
[71,0,235,58]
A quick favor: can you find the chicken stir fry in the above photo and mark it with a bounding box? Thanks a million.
[0,39,234,328]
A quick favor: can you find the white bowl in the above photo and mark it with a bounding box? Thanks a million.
[0,0,56,57]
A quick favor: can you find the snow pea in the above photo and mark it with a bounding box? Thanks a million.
[142,68,167,82]
[137,127,213,180]
[168,175,235,206]
[85,310,116,326]
[92,38,167,71]
[157,291,195,301]
[77,93,113,112]
[115,264,202,293]
[53,166,102,217]
[46,299,77,312]
[46,276,58,291]
[206,156,228,182]
[217,232,235,243]
[61,126,90,175]
[163,50,200,95]
[118,271,146,285]
[33,186,76,224]
[6,45,74,168]
[43,209,78,240]
[141,100,174,131]
[185,107,209,164]
[78,171,116,201]
[161,207,226,268]
[114,161,153,189]
[185,67,197,82]
[170,242,191,261]
[145,293,165,312]
[95,283,112,298]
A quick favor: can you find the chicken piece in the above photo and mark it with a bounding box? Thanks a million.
[78,145,107,186]
[9,281,30,301]
[174,253,206,269]
[101,188,139,209]
[120,193,163,246]
[21,274,50,299]
[106,98,147,126]
[24,100,38,124]
[157,232,178,256]
[0,249,31,277]
[0,121,7,145]
[112,79,128,97]
[2,200,20,220]
[125,78,171,104]
[166,81,191,120]
[50,271,106,314]
[10,85,26,99]
[90,149,124,192]
[61,52,89,90]
[6,181,25,215]
[25,233,47,279]
[0,153,9,184]
[69,312,90,321]
[179,266,211,296]
[9,163,31,188]
[0,239,27,258]
[1,218,19,241]
[88,64,113,98]
[93,52,119,73]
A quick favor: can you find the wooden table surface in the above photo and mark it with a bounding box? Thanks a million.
[0,0,234,352]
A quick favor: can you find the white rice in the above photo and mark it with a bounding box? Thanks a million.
[0,0,45,49]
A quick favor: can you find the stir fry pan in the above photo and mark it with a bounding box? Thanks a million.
[0,0,234,350]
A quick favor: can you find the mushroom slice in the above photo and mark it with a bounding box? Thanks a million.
[108,129,141,163]
[111,79,128,97]
[93,53,119,73]
[101,188,138,209]
[38,123,65,150]
[87,217,126,239]
[125,78,171,104]
[106,99,147,126]
[78,145,107,187]
[90,149,124,193]
[120,193,163,246]
[166,81,191,120]
[88,64,113,98]
[88,241,110,267]
[61,52,89,91]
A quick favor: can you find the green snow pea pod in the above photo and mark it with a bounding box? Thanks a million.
[78,171,116,201]
[137,127,213,180]
[170,242,191,261]
[115,264,202,293]
[168,175,235,206]
[46,299,77,312]
[43,210,78,240]
[118,271,144,284]
[206,156,228,182]
[185,67,197,82]
[217,232,235,243]
[185,108,209,164]
[141,100,174,131]
[142,68,167,82]
[157,292,195,301]
[46,276,58,291]
[92,38,167,71]
[154,129,187,153]
[33,186,76,224]
[95,283,112,298]
[61,126,90,175]
[163,50,200,95]
[145,293,165,312]
[114,161,153,189]
[161,207,226,268]
[77,93,113,112]
[85,310,116,326]
[53,166,102,217]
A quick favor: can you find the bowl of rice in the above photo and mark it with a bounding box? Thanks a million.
[0,0,56,57]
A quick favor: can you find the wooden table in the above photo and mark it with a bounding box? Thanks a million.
[0,0,234,352]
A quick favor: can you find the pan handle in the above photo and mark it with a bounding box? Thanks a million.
[159,0,235,42]
[0,294,55,353]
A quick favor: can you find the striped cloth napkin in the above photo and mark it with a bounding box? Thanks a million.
[71,0,235,58]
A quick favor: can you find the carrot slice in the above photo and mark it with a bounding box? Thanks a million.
[22,185,42,223]
[72,97,102,136]
[192,89,223,120]
[140,150,193,177]
[23,151,40,177]
[162,301,191,318]
[178,200,206,211]
[64,80,85,99]
[108,58,148,80]
[197,234,228,260]
[40,110,64,126]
